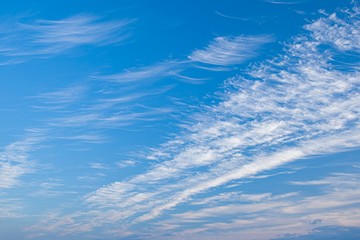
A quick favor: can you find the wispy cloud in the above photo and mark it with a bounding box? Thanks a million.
[27,5,360,239]
[30,85,88,111]
[89,162,109,170]
[30,76,175,131]
[57,134,106,144]
[273,226,360,240]
[215,11,250,21]
[31,85,87,105]
[94,61,183,83]
[0,196,26,218]
[29,179,78,198]
[188,35,273,66]
[21,15,131,48]
[148,172,360,240]
[0,14,133,63]
[264,0,304,4]
[116,160,136,168]
[0,132,45,189]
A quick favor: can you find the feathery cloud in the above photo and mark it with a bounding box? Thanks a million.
[27,6,360,239]
[94,61,183,83]
[0,14,133,63]
[0,134,45,188]
[189,35,272,66]
[264,0,304,4]
[89,5,360,225]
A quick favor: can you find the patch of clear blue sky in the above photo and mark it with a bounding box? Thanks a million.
[0,0,359,240]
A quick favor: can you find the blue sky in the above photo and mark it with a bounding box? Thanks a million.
[1,0,360,239]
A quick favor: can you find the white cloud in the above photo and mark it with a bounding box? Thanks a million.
[149,172,360,240]
[31,85,87,106]
[29,66,176,131]
[0,14,133,62]
[188,35,272,66]
[0,134,45,188]
[0,196,26,218]
[23,15,130,47]
[264,0,303,4]
[27,5,360,238]
[89,162,108,170]
[94,61,183,83]
[116,160,136,168]
[305,11,360,51]
[58,134,106,144]
[0,162,31,189]
[99,6,360,224]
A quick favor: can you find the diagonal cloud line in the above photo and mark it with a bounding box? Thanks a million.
[26,5,360,238]
[82,6,360,228]
[135,130,360,222]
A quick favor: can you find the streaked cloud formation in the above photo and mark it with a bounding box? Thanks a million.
[189,35,272,66]
[0,14,132,63]
[0,1,359,240]
[264,0,303,4]
[26,5,360,239]
[0,132,44,189]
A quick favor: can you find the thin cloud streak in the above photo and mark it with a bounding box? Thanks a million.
[93,61,184,83]
[264,0,304,4]
[215,11,250,21]
[0,14,133,63]
[189,35,273,66]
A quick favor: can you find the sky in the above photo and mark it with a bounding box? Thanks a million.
[0,0,360,239]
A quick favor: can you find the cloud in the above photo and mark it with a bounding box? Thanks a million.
[22,15,131,47]
[133,133,360,223]
[0,14,133,63]
[30,85,88,112]
[0,133,45,188]
[27,5,360,239]
[94,5,360,224]
[305,11,360,51]
[116,160,136,168]
[28,179,78,198]
[273,226,360,240]
[57,134,106,144]
[0,196,26,218]
[215,11,250,21]
[289,173,359,187]
[49,106,173,128]
[149,172,360,240]
[188,35,273,66]
[190,192,297,206]
[31,85,87,105]
[94,61,184,83]
[264,0,304,4]
[30,79,174,130]
[89,162,108,170]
